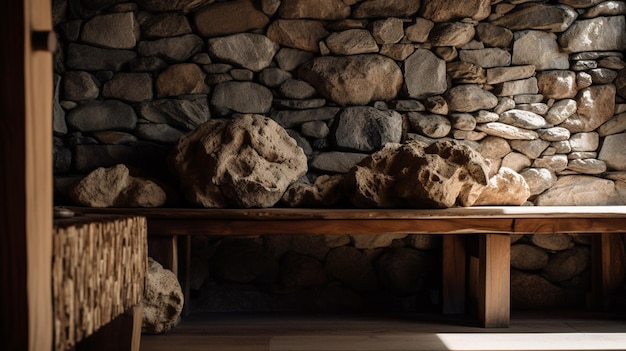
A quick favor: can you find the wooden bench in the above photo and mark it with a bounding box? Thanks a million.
[70,206,626,328]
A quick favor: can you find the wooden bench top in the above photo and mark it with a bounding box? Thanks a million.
[67,206,626,236]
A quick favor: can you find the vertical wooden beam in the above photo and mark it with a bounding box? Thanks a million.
[0,0,53,349]
[26,0,54,347]
[477,234,510,328]
[178,235,192,316]
[0,2,28,348]
[592,233,626,310]
[148,236,179,276]
[442,235,466,314]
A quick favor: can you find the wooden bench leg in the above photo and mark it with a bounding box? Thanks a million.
[477,234,510,328]
[442,235,466,315]
[148,236,178,276]
[592,233,626,310]
[75,304,143,351]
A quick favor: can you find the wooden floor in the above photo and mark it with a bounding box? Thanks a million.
[140,312,626,351]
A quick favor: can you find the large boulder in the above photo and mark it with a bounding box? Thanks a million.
[473,167,530,206]
[70,164,166,207]
[345,140,490,208]
[171,114,308,208]
[298,54,403,105]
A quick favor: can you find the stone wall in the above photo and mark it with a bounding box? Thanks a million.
[52,0,626,311]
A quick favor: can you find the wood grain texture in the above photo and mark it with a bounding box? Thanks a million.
[0,1,28,349]
[592,233,626,310]
[0,0,53,349]
[26,0,54,347]
[442,235,466,315]
[478,234,510,328]
[53,215,147,351]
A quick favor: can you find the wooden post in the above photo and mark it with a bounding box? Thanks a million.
[442,235,466,315]
[0,0,53,349]
[477,234,510,328]
[148,236,179,276]
[592,233,626,310]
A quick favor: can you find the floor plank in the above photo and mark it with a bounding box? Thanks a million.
[140,313,626,351]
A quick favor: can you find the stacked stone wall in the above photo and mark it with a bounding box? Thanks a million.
[51,0,626,311]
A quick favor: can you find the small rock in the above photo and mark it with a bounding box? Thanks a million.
[142,258,183,334]
[70,164,166,207]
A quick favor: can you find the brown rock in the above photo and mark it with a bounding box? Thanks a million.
[325,246,378,292]
[445,84,498,112]
[279,0,350,20]
[194,0,269,37]
[353,0,421,18]
[531,234,574,251]
[345,140,490,208]
[475,23,513,48]
[136,0,207,12]
[325,29,378,55]
[473,167,530,206]
[102,73,153,102]
[376,248,433,295]
[281,174,346,207]
[71,164,166,207]
[267,19,329,52]
[560,84,616,133]
[447,61,486,84]
[156,63,209,98]
[280,252,327,289]
[81,12,139,49]
[428,22,476,47]
[298,54,403,105]
[142,258,184,334]
[536,70,577,99]
[171,115,308,208]
[491,3,577,32]
[543,247,590,283]
[420,0,490,22]
[141,13,192,38]
[511,244,549,271]
[511,270,566,310]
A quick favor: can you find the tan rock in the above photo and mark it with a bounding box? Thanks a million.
[71,164,166,207]
[473,167,530,206]
[325,29,378,55]
[536,70,577,99]
[298,54,403,105]
[428,22,475,47]
[171,114,307,208]
[445,84,498,112]
[142,258,184,334]
[560,84,616,132]
[281,175,346,207]
[345,140,490,208]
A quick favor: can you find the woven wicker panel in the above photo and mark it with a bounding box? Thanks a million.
[52,215,147,351]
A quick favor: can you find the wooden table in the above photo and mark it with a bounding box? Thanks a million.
[69,206,626,328]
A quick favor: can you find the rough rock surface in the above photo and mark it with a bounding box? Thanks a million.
[171,114,308,208]
[70,164,166,207]
[298,54,403,105]
[345,140,490,208]
[281,174,346,207]
[142,258,184,334]
[473,167,530,206]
